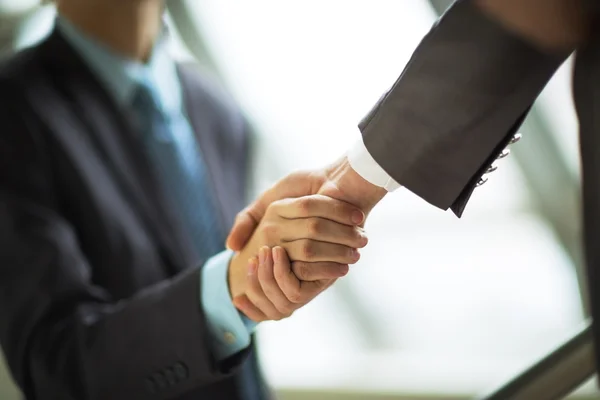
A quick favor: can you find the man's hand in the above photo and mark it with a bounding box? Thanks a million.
[227,156,386,252]
[233,246,342,322]
[227,194,367,301]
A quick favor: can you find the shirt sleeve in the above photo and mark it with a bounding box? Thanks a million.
[347,129,401,192]
[200,249,257,360]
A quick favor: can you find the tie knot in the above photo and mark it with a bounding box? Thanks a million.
[131,80,168,120]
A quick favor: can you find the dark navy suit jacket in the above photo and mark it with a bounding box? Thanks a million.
[0,29,268,400]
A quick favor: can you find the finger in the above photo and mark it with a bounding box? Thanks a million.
[273,247,333,304]
[284,239,360,264]
[280,217,368,248]
[226,171,327,250]
[245,255,287,321]
[272,195,364,226]
[291,261,349,281]
[226,211,259,251]
[272,246,304,304]
[257,247,295,316]
[233,294,268,323]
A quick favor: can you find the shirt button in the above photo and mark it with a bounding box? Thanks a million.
[223,331,236,344]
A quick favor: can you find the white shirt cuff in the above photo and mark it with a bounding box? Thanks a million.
[347,132,401,192]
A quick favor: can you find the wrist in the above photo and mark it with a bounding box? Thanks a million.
[321,156,386,215]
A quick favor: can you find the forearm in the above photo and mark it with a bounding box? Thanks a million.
[0,218,245,399]
[358,0,572,213]
[6,268,235,400]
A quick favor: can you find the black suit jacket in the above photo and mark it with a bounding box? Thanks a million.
[359,0,600,367]
[0,29,266,400]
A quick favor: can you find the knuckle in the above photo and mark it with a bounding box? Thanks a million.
[293,262,311,281]
[301,241,315,259]
[297,197,314,215]
[263,205,275,220]
[265,201,283,217]
[276,303,295,318]
[261,222,279,242]
[306,218,323,236]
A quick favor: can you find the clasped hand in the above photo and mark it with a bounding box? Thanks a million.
[227,194,367,322]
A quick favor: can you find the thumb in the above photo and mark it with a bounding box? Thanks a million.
[226,207,261,251]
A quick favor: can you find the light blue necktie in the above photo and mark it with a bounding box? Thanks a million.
[131,79,223,262]
[132,79,264,400]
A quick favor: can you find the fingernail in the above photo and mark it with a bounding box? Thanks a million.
[351,249,360,261]
[248,258,258,275]
[352,210,364,225]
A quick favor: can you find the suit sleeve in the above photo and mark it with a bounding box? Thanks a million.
[358,0,570,216]
[0,92,248,399]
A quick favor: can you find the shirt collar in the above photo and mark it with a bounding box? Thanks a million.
[56,16,183,115]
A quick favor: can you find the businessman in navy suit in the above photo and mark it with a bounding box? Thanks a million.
[0,1,367,399]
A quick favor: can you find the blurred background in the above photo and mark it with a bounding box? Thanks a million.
[0,0,595,399]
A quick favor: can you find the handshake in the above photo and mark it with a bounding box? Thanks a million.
[226,156,387,322]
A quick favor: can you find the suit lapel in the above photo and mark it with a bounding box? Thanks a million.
[38,30,197,274]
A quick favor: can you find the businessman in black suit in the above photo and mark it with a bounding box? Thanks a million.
[0,0,368,399]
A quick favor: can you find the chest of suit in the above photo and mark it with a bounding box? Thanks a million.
[15,35,249,300]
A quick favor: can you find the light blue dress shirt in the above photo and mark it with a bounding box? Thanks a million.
[56,17,255,360]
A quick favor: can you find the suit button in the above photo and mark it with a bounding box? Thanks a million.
[174,362,189,381]
[486,164,498,174]
[510,133,522,144]
[153,372,167,390]
[223,331,236,344]
[498,148,510,159]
